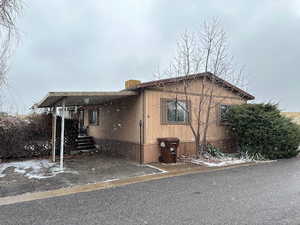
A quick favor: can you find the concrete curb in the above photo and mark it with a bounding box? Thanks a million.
[0,161,273,206]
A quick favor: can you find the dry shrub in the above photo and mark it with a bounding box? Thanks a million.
[0,114,79,160]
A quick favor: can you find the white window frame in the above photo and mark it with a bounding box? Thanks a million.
[161,98,190,125]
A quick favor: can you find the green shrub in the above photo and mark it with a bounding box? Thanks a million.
[225,103,300,160]
[206,144,225,158]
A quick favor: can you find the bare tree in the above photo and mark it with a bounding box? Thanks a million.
[0,0,21,111]
[0,0,21,88]
[156,18,247,158]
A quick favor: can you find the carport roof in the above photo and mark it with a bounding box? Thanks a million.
[36,91,138,108]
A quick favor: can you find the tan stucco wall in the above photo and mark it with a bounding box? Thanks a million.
[81,78,249,163]
[143,78,247,162]
[84,95,143,144]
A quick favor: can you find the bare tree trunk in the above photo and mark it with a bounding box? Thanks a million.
[155,18,246,160]
[0,0,21,87]
[200,89,213,155]
[195,134,200,158]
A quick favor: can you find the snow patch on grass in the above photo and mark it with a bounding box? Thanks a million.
[191,158,251,167]
[190,155,274,167]
[0,159,77,179]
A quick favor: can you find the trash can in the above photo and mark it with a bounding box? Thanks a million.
[157,137,180,163]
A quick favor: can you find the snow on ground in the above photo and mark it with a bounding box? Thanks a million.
[0,159,78,179]
[191,157,252,167]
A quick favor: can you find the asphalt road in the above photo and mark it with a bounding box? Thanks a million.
[1,158,300,225]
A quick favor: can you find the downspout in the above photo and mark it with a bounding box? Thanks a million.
[139,119,142,164]
[140,88,146,164]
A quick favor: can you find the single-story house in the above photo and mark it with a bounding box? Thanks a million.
[37,72,254,163]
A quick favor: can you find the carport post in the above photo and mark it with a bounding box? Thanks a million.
[60,99,66,170]
[52,107,57,162]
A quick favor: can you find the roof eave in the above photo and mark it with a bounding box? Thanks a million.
[36,91,138,108]
[127,73,255,101]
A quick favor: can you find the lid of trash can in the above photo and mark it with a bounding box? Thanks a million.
[157,137,180,142]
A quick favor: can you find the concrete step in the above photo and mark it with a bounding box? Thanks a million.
[71,148,97,155]
[76,145,95,150]
[76,141,95,146]
[75,136,96,152]
[76,136,94,141]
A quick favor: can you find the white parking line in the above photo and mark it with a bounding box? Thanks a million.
[145,164,168,174]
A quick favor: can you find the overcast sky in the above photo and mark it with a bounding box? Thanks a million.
[1,0,300,113]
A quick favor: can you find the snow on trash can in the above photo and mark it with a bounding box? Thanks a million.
[157,137,180,163]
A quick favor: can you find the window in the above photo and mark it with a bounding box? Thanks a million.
[161,99,190,124]
[219,104,231,124]
[89,109,99,125]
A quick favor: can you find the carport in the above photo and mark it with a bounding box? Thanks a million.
[37,91,138,170]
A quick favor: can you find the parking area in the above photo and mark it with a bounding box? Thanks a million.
[0,153,161,198]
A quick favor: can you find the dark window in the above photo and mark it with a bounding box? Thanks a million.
[220,104,231,123]
[161,99,190,124]
[89,109,99,125]
[167,100,187,122]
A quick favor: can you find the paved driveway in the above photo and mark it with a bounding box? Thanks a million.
[0,154,160,197]
[1,157,300,225]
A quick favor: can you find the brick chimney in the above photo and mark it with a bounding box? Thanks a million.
[125,80,141,89]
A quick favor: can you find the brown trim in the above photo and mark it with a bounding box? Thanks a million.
[160,98,191,125]
[148,88,244,100]
[128,72,254,100]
